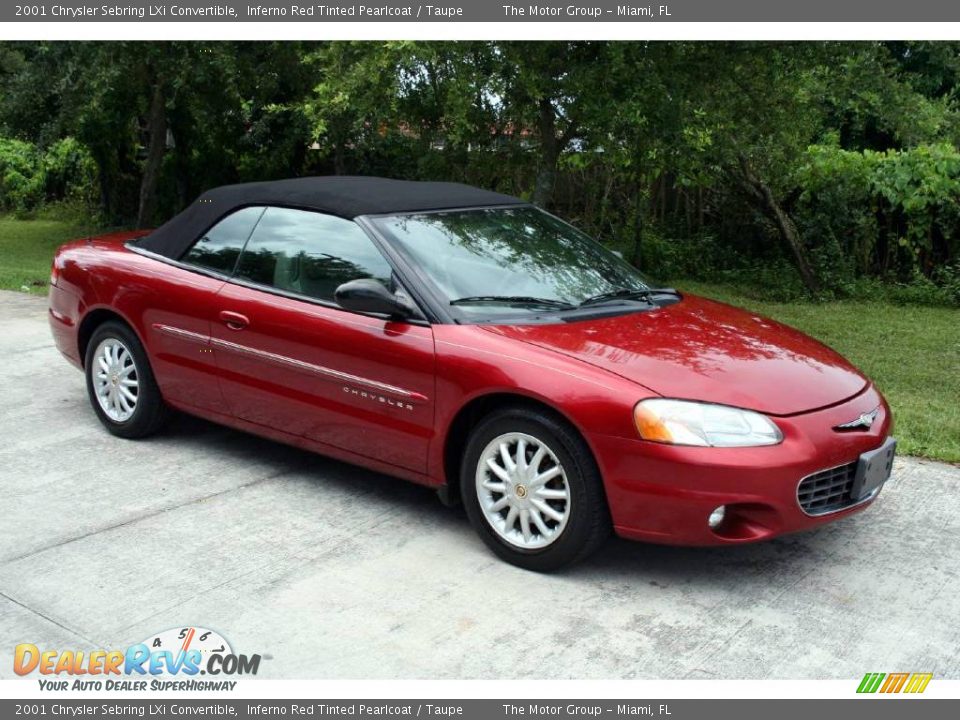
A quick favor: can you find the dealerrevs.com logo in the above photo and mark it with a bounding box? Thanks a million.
[14,626,263,692]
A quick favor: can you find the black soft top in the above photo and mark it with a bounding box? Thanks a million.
[135,176,527,259]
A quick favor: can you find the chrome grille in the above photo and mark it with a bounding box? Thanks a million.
[797,461,858,515]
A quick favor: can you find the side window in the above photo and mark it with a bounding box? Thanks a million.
[180,206,265,273]
[235,207,394,303]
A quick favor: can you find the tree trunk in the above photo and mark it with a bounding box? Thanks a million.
[169,124,190,211]
[532,99,559,208]
[736,155,820,294]
[698,186,703,231]
[630,141,645,268]
[658,176,666,223]
[95,148,113,219]
[136,80,168,229]
[333,131,347,175]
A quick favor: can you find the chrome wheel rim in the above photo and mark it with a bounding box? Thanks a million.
[475,431,571,550]
[92,337,139,423]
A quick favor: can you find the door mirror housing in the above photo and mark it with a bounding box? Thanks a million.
[334,279,413,320]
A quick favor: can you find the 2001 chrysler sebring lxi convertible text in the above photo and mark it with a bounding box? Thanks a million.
[47,177,896,570]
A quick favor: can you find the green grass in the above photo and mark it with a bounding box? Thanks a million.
[0,215,97,294]
[0,215,956,462]
[674,280,960,464]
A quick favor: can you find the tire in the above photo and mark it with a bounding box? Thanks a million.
[84,320,170,438]
[460,405,611,571]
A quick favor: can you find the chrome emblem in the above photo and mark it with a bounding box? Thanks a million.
[342,385,414,412]
[834,407,879,431]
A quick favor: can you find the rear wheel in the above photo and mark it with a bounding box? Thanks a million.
[84,321,170,438]
[461,406,611,571]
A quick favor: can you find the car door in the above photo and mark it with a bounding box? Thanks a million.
[207,206,436,474]
[144,206,267,415]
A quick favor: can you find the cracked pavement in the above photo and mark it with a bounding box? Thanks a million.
[1,290,958,679]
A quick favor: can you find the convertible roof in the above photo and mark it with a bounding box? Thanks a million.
[135,176,528,259]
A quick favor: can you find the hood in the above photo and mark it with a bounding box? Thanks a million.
[482,295,868,416]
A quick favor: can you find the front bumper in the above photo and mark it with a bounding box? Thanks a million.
[592,385,893,545]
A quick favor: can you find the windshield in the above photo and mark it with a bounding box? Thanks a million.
[369,206,653,320]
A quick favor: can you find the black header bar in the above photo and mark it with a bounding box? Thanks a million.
[5,1,960,23]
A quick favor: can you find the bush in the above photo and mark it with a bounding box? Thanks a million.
[796,143,960,281]
[0,137,45,210]
[0,136,98,213]
[625,226,810,301]
[43,137,99,208]
[932,263,960,306]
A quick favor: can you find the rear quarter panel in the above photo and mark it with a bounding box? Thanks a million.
[49,231,149,367]
[51,232,228,413]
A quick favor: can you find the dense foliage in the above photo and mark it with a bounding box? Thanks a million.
[1,41,958,303]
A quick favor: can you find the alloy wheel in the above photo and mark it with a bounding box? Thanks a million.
[475,431,571,550]
[92,337,139,422]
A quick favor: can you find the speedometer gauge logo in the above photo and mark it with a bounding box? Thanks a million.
[141,626,233,673]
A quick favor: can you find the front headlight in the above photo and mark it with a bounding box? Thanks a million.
[634,399,783,447]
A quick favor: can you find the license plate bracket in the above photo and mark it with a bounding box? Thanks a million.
[851,437,896,501]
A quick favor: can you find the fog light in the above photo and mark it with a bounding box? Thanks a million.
[708,505,726,529]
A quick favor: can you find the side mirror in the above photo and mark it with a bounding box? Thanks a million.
[334,279,413,320]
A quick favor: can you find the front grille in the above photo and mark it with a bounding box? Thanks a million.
[797,460,859,515]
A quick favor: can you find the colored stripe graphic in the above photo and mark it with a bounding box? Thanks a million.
[880,673,909,693]
[857,672,932,694]
[857,673,885,693]
[904,673,933,694]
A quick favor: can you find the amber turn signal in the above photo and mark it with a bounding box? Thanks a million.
[634,403,674,442]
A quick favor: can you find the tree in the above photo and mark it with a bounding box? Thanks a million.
[1,41,957,292]
[0,41,317,224]
[494,42,617,207]
[303,42,404,176]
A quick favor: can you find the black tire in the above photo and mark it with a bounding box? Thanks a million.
[84,320,170,438]
[460,405,611,571]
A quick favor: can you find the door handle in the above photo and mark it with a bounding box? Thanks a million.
[218,310,249,331]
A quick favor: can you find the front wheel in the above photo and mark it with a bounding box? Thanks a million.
[84,320,170,438]
[460,406,611,571]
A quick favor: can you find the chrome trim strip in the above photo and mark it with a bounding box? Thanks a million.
[210,336,429,404]
[152,323,210,345]
[357,202,530,219]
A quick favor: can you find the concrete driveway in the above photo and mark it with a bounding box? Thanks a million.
[1,290,958,679]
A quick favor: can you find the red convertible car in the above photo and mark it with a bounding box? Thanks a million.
[48,177,895,570]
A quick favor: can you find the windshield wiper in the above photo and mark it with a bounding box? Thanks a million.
[450,295,576,310]
[579,287,680,308]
